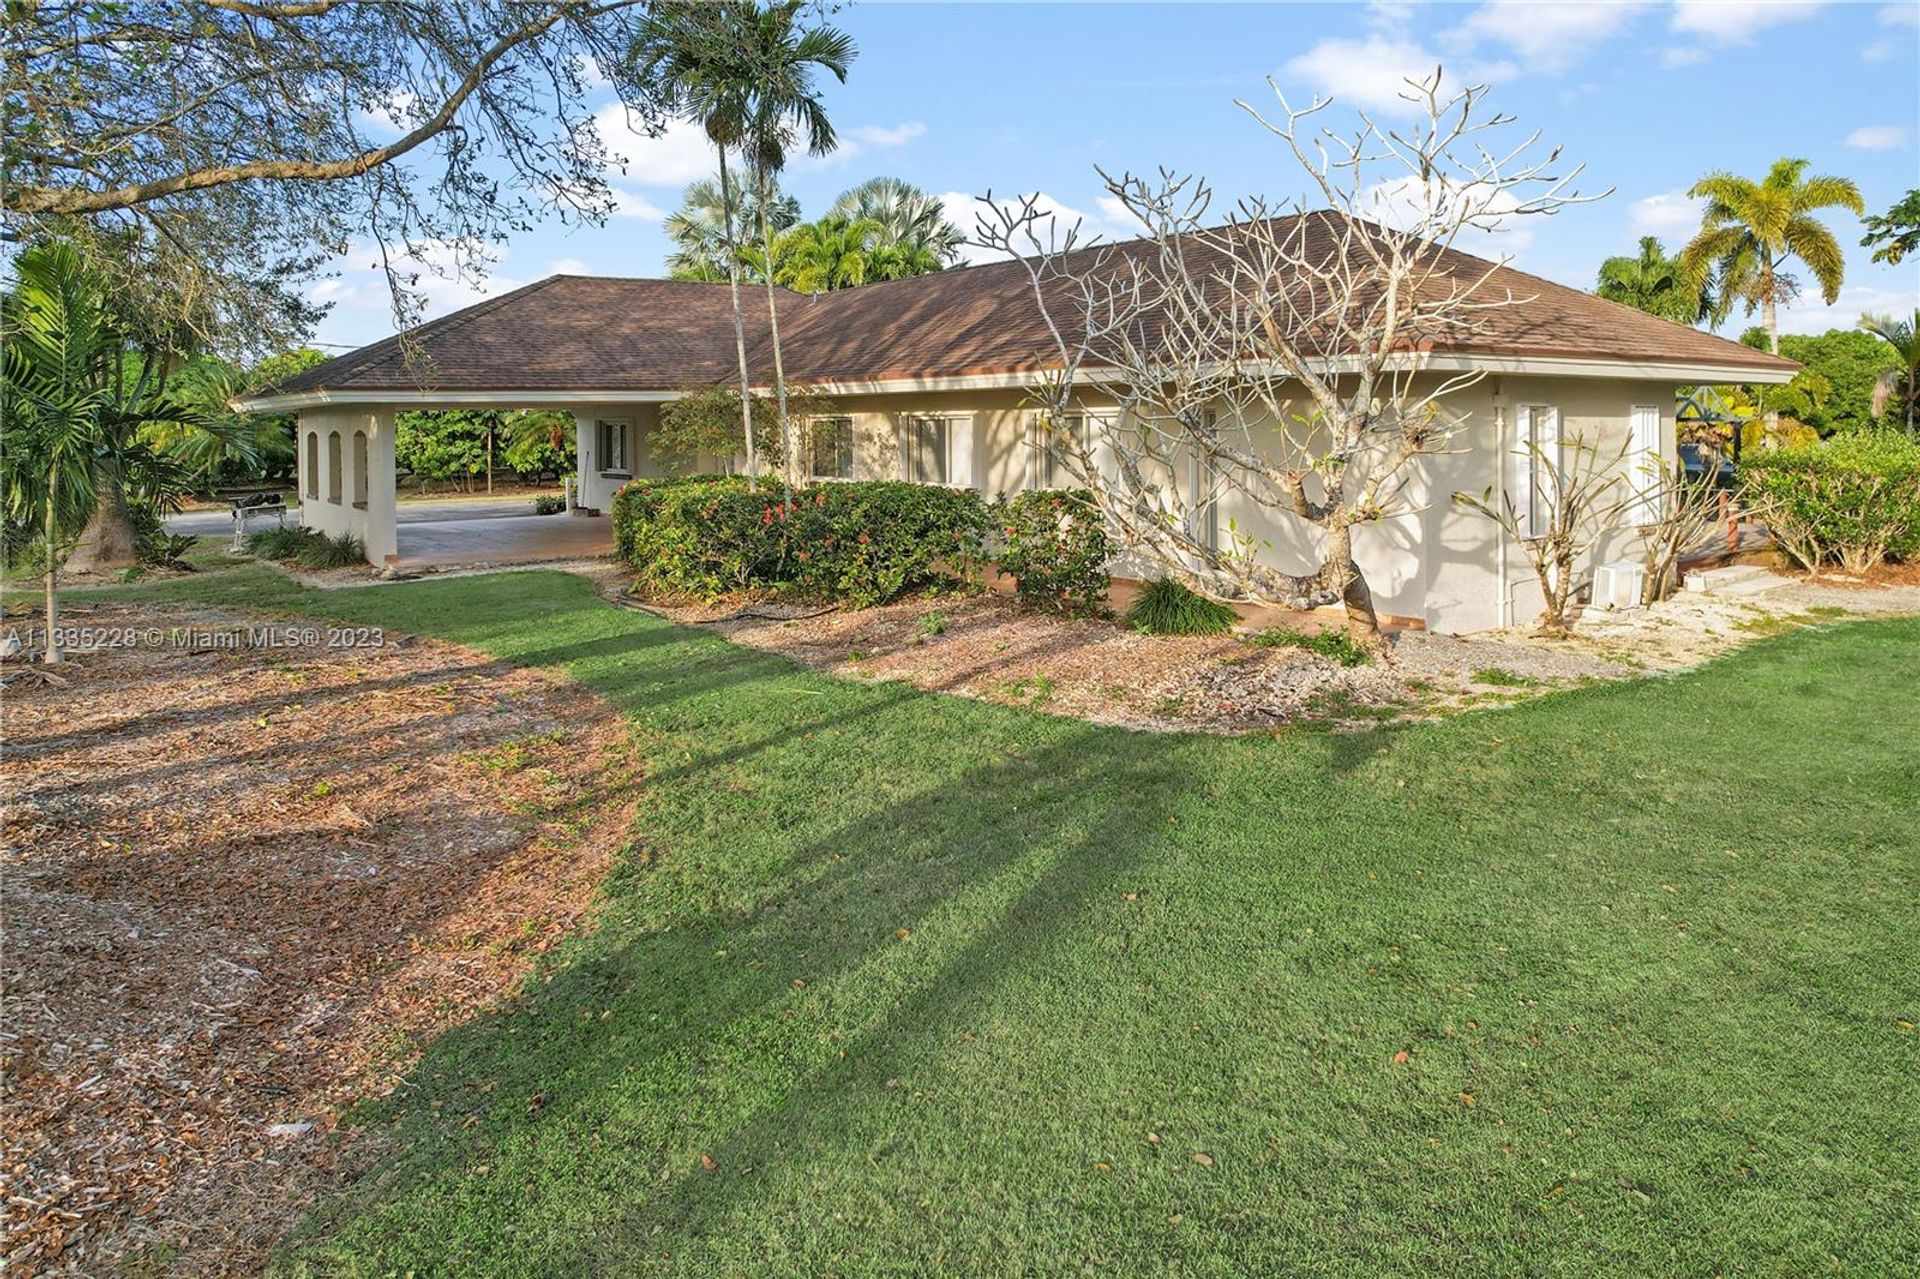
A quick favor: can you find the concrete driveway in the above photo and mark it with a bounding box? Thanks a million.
[170,494,614,569]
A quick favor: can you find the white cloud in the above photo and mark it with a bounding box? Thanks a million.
[609,187,668,220]
[1880,2,1920,26]
[792,120,927,171]
[1281,36,1516,113]
[545,258,591,276]
[1660,46,1711,67]
[1629,189,1705,237]
[1845,124,1909,150]
[1447,1,1654,72]
[308,239,525,332]
[1670,1,1831,43]
[353,89,421,137]
[936,190,1142,264]
[1777,282,1920,336]
[1359,174,1537,260]
[593,106,717,186]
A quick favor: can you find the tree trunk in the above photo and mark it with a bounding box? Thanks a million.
[1324,521,1385,651]
[758,167,795,505]
[66,472,138,573]
[1762,287,1780,441]
[717,148,759,486]
[43,482,63,665]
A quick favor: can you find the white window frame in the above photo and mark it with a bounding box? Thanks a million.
[1187,411,1219,553]
[1514,404,1560,539]
[809,415,856,481]
[1627,404,1662,527]
[596,418,631,477]
[1030,412,1091,490]
[902,414,952,486]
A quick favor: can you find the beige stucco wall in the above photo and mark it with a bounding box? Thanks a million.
[568,375,1680,633]
[295,407,397,564]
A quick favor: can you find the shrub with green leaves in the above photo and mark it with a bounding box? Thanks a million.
[990,489,1111,614]
[1125,577,1237,636]
[1248,622,1371,666]
[532,494,567,515]
[1740,431,1920,573]
[612,477,988,606]
[243,525,365,569]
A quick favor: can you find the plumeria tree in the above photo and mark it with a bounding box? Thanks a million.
[974,70,1594,650]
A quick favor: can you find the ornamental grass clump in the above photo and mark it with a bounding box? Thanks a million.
[1125,577,1238,636]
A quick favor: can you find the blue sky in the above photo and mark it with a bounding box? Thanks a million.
[311,0,1920,352]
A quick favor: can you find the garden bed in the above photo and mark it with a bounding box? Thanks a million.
[634,571,1920,733]
[1,600,640,1276]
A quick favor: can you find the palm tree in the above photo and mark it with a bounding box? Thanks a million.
[772,215,887,292]
[730,0,856,493]
[630,3,765,479]
[1594,236,1711,325]
[664,173,800,282]
[1861,309,1920,433]
[1680,158,1865,355]
[2,244,208,659]
[828,176,966,272]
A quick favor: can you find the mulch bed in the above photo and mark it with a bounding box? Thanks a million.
[637,592,1631,733]
[1,600,641,1277]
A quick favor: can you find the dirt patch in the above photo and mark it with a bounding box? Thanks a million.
[632,571,1920,734]
[1,600,641,1277]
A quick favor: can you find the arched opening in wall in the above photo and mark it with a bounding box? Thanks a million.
[327,431,343,504]
[352,431,369,509]
[306,432,319,499]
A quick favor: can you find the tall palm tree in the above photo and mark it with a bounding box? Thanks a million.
[828,176,966,271]
[630,3,765,479]
[1680,158,1865,355]
[730,0,856,493]
[1861,308,1920,433]
[664,173,800,282]
[1594,236,1711,325]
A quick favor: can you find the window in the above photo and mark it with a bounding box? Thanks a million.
[326,431,343,504]
[904,415,949,485]
[1627,404,1661,526]
[1031,413,1089,489]
[596,419,630,475]
[809,416,855,480]
[1187,439,1219,552]
[1513,404,1560,539]
[352,431,369,509]
[305,431,319,499]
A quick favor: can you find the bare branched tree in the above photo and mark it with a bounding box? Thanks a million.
[1638,465,1725,604]
[971,70,1597,650]
[1455,431,1635,635]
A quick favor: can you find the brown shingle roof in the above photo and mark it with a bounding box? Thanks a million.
[270,214,1797,397]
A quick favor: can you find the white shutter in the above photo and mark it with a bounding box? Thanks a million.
[949,414,975,490]
[1512,405,1536,536]
[1628,404,1661,525]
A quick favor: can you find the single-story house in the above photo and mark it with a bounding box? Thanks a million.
[237,215,1797,632]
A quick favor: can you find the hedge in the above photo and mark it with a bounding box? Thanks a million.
[613,476,989,606]
[1740,431,1920,574]
[989,488,1112,614]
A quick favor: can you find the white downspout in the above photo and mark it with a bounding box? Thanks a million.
[1491,382,1512,630]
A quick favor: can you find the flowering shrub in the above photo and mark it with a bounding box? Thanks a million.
[1740,431,1920,573]
[612,476,988,605]
[990,489,1112,614]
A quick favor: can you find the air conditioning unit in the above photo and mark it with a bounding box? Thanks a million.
[1591,560,1645,611]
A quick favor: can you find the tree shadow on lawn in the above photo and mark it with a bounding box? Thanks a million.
[266,575,1918,1276]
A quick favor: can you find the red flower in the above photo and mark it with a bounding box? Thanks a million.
[857,532,870,544]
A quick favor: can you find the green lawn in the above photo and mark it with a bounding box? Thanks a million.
[78,568,1920,1275]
